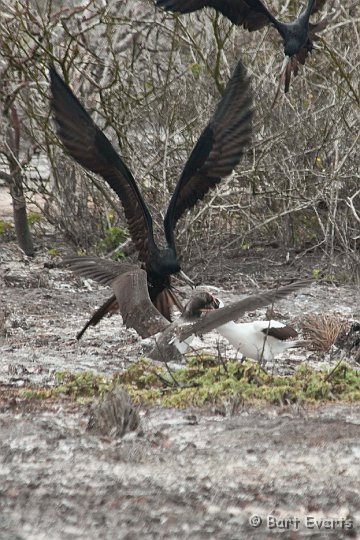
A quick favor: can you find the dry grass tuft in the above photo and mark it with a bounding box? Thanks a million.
[301,314,347,353]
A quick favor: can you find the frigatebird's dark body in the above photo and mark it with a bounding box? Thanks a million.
[156,0,328,91]
[50,60,252,337]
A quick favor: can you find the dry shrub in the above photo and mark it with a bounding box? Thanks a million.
[301,313,347,352]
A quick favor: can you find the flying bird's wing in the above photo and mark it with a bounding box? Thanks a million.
[76,295,119,340]
[111,269,169,338]
[163,60,252,248]
[156,0,271,30]
[312,0,327,15]
[62,256,140,339]
[178,280,311,341]
[62,256,180,338]
[62,256,138,286]
[49,66,154,265]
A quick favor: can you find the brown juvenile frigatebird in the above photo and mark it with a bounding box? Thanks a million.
[156,0,329,92]
[50,60,252,338]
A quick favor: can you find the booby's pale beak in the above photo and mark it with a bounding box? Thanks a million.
[178,269,195,288]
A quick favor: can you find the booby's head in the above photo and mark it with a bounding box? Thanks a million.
[182,292,220,321]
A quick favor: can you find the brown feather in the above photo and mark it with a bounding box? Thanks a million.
[164,60,252,243]
[261,325,298,341]
[50,68,153,264]
[76,295,118,340]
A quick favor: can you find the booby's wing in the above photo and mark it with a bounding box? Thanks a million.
[178,280,311,341]
[156,0,272,30]
[50,66,154,265]
[163,60,252,249]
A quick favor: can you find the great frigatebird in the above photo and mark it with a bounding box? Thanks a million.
[49,60,252,338]
[156,0,329,92]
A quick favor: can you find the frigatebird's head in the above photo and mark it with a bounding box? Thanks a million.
[284,38,302,58]
[182,292,219,321]
[149,247,196,287]
[282,19,309,57]
[149,247,181,280]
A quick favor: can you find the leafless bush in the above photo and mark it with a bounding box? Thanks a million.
[0,0,358,274]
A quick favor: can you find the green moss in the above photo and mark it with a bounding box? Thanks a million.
[11,359,360,408]
[54,371,109,400]
[19,389,53,400]
[118,358,360,408]
[48,248,60,257]
[189,63,202,78]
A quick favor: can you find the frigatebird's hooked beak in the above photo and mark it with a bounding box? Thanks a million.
[272,56,291,108]
[178,269,195,288]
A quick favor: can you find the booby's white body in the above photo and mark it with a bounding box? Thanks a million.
[215,300,302,362]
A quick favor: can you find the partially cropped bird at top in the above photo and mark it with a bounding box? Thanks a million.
[50,60,252,338]
[214,300,306,362]
[156,0,329,92]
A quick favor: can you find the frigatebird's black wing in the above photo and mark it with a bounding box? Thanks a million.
[156,0,327,28]
[163,60,252,248]
[62,256,138,286]
[156,0,271,30]
[50,66,154,265]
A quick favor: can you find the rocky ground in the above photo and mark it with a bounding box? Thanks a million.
[1,239,360,539]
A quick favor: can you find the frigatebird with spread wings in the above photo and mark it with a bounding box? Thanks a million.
[50,60,252,338]
[156,0,329,92]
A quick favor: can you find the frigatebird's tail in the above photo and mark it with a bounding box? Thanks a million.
[153,288,183,322]
[76,294,118,340]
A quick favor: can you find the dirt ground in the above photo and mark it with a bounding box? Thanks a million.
[1,239,360,539]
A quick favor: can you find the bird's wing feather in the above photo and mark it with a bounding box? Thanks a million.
[50,67,153,264]
[164,60,252,247]
[312,0,327,16]
[178,280,310,341]
[156,0,271,29]
[62,256,139,286]
[111,269,169,338]
[262,325,298,340]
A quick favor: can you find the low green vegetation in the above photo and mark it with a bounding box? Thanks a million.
[97,226,127,256]
[27,212,43,228]
[18,357,360,408]
[0,220,13,237]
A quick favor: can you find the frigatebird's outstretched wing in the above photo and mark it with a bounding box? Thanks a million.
[62,256,181,339]
[50,67,154,265]
[156,0,270,29]
[157,0,326,29]
[164,60,252,248]
[62,256,137,286]
[111,269,169,338]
